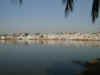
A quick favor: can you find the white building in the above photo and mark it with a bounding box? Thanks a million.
[0,36,5,40]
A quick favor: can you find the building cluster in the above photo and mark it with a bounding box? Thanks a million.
[0,32,100,41]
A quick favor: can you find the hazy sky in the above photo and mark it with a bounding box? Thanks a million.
[0,0,100,33]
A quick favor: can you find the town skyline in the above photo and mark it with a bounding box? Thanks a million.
[0,32,100,41]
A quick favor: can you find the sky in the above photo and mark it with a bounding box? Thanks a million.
[0,0,100,33]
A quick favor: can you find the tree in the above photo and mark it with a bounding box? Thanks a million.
[11,0,23,6]
[63,0,100,23]
[13,0,100,23]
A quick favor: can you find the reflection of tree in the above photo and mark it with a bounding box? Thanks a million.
[72,58,100,75]
[39,40,45,45]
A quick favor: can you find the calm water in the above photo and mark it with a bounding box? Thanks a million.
[0,40,100,75]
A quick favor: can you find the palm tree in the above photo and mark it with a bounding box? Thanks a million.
[11,0,23,6]
[14,0,100,23]
[63,0,100,23]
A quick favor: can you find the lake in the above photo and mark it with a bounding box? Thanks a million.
[0,40,100,75]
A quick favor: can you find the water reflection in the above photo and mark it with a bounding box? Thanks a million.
[72,58,100,75]
[46,62,81,75]
[0,40,100,48]
[0,40,100,75]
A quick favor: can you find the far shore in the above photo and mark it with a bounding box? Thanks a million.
[0,32,100,41]
[0,39,100,41]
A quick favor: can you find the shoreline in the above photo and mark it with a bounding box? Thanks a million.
[0,32,100,41]
[0,39,100,41]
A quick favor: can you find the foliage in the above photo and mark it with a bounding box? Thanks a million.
[12,0,100,23]
[62,0,100,23]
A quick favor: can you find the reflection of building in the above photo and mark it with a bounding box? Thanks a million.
[0,40,100,48]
